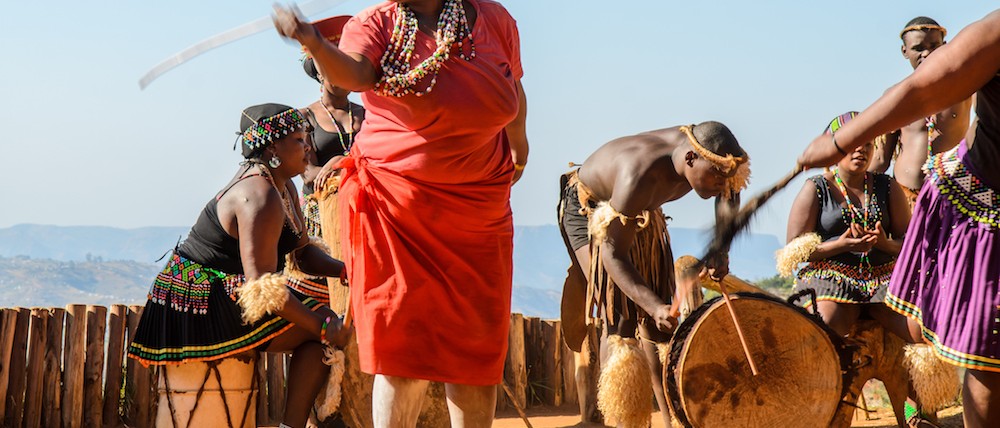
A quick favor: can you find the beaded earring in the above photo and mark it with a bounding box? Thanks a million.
[269,156,282,169]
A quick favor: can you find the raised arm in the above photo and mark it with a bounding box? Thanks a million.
[799,10,1000,168]
[507,81,529,184]
[273,6,378,92]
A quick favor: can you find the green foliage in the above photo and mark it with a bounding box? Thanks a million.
[753,274,795,298]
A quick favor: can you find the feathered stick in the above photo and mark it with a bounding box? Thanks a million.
[702,165,806,261]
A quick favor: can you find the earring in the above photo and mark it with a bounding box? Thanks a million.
[269,156,282,168]
[685,151,696,167]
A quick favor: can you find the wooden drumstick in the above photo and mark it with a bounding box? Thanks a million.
[717,278,759,376]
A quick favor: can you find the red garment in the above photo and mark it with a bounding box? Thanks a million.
[338,0,522,385]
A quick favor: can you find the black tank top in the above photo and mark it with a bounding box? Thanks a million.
[306,109,353,167]
[178,174,302,274]
[809,173,895,266]
[967,72,1000,189]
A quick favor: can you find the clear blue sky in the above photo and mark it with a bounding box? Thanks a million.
[1,1,994,240]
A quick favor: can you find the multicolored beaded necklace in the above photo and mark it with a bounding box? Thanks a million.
[254,162,303,237]
[375,0,475,97]
[832,168,874,274]
[320,99,353,155]
[926,115,941,159]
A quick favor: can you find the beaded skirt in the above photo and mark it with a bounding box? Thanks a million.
[127,253,321,366]
[793,259,895,305]
[886,141,1000,372]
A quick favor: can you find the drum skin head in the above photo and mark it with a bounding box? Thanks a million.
[666,294,842,428]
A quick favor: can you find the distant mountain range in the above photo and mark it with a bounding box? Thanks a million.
[0,224,781,317]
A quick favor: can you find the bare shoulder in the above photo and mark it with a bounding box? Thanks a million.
[224,176,282,216]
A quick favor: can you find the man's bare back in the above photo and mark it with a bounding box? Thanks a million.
[578,127,716,215]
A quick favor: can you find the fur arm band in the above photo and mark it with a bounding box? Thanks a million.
[775,233,822,277]
[237,272,291,324]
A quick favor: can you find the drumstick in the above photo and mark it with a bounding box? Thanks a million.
[717,278,759,376]
[501,381,535,428]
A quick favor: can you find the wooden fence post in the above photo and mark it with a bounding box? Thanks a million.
[125,305,154,428]
[24,308,50,427]
[256,352,269,424]
[63,304,87,428]
[541,320,563,406]
[84,305,107,427]
[503,313,526,411]
[267,353,287,424]
[43,307,66,428]
[103,305,127,428]
[6,308,31,427]
[0,308,20,422]
[561,337,578,407]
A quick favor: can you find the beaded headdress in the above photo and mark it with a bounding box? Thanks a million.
[239,104,305,158]
[899,23,947,40]
[824,111,889,154]
[678,125,750,199]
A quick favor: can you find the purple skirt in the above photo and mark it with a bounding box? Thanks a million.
[886,141,1000,372]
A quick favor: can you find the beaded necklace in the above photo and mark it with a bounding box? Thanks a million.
[254,163,304,237]
[375,0,475,97]
[832,168,873,274]
[926,115,940,159]
[320,99,353,155]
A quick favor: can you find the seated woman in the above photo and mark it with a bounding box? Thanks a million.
[127,103,351,428]
[783,112,910,335]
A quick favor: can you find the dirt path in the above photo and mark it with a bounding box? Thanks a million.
[492,405,964,428]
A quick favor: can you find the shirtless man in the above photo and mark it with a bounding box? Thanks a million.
[559,121,748,427]
[869,17,973,205]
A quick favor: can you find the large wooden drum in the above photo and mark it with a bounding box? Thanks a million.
[156,352,258,428]
[665,293,843,428]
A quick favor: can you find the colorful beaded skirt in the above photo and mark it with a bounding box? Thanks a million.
[793,259,894,305]
[886,141,1000,372]
[127,253,321,366]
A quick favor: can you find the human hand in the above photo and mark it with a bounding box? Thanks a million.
[273,4,320,45]
[798,133,846,170]
[314,156,345,192]
[511,165,525,185]
[834,227,876,253]
[324,315,353,348]
[652,304,678,333]
[866,221,890,251]
[702,252,730,282]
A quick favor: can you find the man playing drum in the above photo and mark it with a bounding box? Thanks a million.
[559,121,748,427]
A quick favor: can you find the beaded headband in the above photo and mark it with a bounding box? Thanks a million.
[679,125,751,198]
[900,24,947,40]
[241,109,305,156]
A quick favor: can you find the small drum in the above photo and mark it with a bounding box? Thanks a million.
[665,293,845,428]
[156,352,258,428]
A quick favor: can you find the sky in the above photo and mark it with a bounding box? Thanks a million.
[1,1,995,240]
